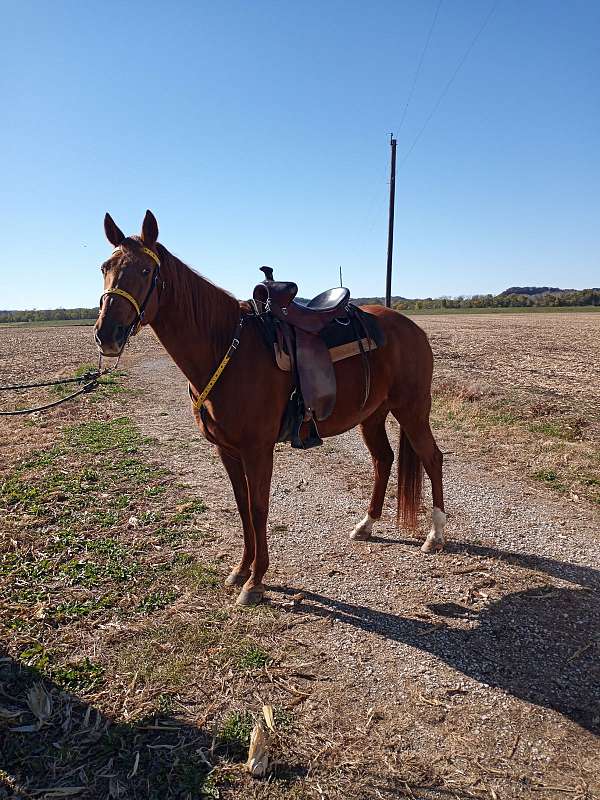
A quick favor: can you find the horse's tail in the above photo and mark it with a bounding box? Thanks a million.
[397,428,423,528]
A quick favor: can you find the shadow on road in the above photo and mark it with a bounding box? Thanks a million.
[271,540,600,734]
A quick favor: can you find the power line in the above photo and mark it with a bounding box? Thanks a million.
[396,0,444,137]
[399,0,499,167]
[357,2,442,242]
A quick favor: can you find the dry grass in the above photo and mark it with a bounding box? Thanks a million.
[421,313,600,506]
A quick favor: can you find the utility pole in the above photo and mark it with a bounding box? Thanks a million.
[385,133,397,308]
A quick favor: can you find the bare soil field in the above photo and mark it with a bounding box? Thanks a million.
[1,312,599,800]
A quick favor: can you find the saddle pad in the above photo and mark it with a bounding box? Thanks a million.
[321,305,386,349]
[274,336,378,373]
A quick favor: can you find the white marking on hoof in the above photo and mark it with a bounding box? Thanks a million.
[225,570,250,587]
[350,514,376,541]
[421,507,446,553]
[236,585,265,606]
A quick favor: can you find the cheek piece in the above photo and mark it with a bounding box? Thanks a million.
[100,246,162,337]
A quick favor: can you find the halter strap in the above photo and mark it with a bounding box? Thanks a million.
[112,245,161,268]
[103,286,141,316]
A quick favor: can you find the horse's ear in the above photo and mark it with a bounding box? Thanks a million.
[104,213,125,247]
[141,210,159,246]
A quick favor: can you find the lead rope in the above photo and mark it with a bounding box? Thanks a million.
[0,354,121,416]
[1,245,162,416]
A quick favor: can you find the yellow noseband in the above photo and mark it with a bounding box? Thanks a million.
[103,286,141,316]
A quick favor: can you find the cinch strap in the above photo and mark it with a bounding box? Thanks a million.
[190,318,244,410]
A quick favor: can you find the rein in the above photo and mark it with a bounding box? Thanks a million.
[189,317,244,410]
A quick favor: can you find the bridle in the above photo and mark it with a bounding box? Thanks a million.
[100,239,245,411]
[100,244,162,340]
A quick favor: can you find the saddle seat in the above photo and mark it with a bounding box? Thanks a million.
[254,270,350,335]
[306,287,350,311]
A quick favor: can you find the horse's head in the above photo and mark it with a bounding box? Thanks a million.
[94,210,162,356]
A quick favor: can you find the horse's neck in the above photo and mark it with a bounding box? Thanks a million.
[150,249,240,389]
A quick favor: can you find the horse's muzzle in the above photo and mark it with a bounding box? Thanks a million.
[94,323,128,356]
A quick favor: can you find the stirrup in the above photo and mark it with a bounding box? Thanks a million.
[291,417,323,449]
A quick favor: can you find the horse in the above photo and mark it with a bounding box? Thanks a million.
[94,210,446,605]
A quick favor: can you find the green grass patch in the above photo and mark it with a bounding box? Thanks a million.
[218,710,254,749]
[0,414,253,797]
[50,595,116,621]
[64,417,146,454]
[581,475,600,487]
[137,589,178,614]
[171,498,207,523]
[528,420,578,441]
[19,645,104,692]
[531,469,567,492]
[235,642,271,671]
[172,557,220,590]
[116,617,225,686]
[50,363,129,400]
[479,409,521,427]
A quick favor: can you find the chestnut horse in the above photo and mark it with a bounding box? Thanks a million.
[94,211,446,605]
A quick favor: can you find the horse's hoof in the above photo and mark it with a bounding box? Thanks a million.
[350,528,372,541]
[421,537,444,554]
[350,514,374,541]
[225,570,249,587]
[235,585,265,606]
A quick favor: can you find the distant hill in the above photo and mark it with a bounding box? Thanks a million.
[499,286,599,297]
[349,296,403,306]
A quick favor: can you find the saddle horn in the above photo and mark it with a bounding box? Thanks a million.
[260,265,274,281]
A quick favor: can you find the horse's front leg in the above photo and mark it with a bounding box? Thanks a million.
[236,446,274,606]
[217,447,255,587]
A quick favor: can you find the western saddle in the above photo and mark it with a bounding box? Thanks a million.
[253,266,371,448]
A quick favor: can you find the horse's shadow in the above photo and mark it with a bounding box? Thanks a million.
[271,539,600,734]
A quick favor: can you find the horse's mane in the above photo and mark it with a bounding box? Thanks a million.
[155,242,241,356]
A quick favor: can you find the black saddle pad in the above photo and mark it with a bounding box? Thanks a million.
[320,304,385,350]
[253,303,385,355]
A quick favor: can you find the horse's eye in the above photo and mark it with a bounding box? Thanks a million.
[141,267,151,276]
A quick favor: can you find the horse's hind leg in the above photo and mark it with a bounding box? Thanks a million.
[393,412,446,553]
[217,447,255,587]
[351,408,394,541]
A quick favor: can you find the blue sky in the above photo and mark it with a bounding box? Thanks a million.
[1,0,598,308]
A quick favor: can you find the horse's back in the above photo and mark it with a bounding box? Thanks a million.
[359,305,432,364]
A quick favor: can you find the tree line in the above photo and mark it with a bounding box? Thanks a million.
[2,288,598,323]
[392,289,600,311]
[0,308,98,323]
